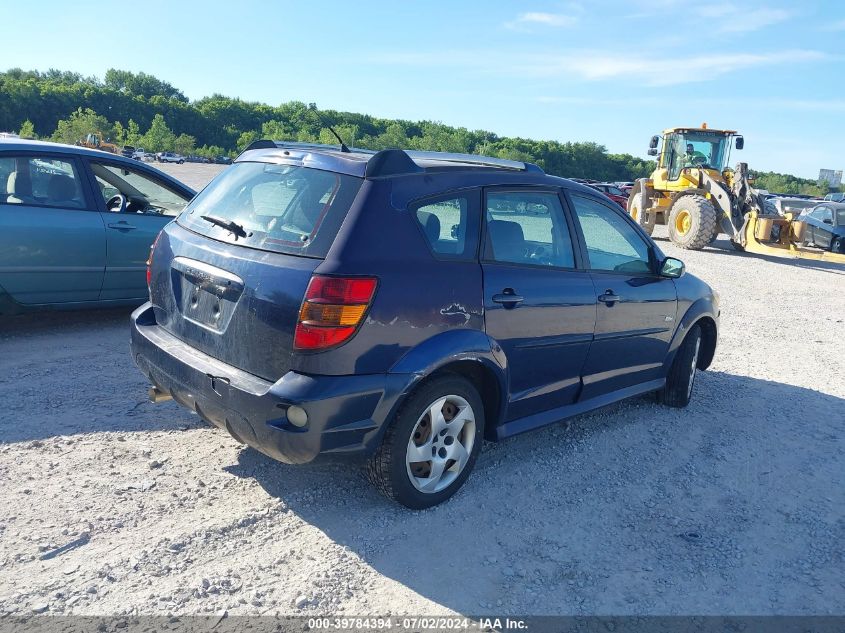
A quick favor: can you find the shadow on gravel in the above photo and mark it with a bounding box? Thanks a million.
[0,306,134,337]
[0,306,202,444]
[226,371,845,615]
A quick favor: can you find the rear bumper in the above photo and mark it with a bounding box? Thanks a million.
[130,303,411,464]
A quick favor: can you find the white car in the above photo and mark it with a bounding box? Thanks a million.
[131,148,147,160]
[156,152,185,164]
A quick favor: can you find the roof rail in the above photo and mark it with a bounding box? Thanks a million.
[242,139,375,155]
[404,150,544,173]
[239,142,545,177]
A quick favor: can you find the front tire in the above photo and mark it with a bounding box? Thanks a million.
[659,325,702,408]
[366,375,484,509]
[667,195,717,250]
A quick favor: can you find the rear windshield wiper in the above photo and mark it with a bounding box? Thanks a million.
[201,215,250,239]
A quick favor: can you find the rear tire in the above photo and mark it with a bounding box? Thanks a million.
[366,375,484,509]
[659,325,702,408]
[628,191,656,236]
[832,237,843,254]
[667,195,717,250]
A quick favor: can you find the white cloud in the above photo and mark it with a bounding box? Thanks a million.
[536,95,845,112]
[821,18,845,31]
[505,11,578,30]
[712,7,792,33]
[369,48,828,87]
[697,4,735,18]
[629,3,792,32]
[515,49,826,86]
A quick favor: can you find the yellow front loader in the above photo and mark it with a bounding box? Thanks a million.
[628,124,845,264]
[77,132,119,154]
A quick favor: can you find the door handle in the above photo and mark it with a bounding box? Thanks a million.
[108,222,137,231]
[598,290,622,305]
[492,290,524,308]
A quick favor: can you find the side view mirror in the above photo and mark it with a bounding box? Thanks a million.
[649,135,660,149]
[647,148,659,156]
[823,218,833,225]
[660,257,685,278]
[735,136,744,150]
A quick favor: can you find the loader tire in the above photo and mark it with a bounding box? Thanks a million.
[708,219,721,243]
[667,195,717,250]
[628,191,656,236]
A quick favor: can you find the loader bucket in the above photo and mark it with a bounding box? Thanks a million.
[740,211,845,264]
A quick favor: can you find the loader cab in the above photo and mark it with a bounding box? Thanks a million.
[660,128,736,182]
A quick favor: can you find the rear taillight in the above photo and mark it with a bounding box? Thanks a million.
[294,276,377,351]
[146,232,162,290]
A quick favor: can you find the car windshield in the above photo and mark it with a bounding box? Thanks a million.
[178,161,362,258]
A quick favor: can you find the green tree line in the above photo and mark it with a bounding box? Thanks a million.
[1,67,838,193]
[750,171,836,197]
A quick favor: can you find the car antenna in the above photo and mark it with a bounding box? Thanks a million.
[326,126,351,153]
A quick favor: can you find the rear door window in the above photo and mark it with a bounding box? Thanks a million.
[484,190,575,268]
[1,156,88,209]
[178,161,363,258]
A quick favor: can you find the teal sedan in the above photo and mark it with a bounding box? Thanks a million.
[0,139,195,313]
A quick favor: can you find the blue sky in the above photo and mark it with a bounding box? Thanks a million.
[6,0,844,178]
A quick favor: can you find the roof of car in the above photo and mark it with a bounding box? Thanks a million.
[0,138,135,162]
[236,140,552,180]
[0,138,197,195]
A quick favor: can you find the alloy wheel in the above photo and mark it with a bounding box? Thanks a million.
[405,395,476,494]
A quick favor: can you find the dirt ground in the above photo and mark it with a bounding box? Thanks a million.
[1,163,843,617]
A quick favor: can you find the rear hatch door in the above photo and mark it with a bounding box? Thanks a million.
[150,159,363,381]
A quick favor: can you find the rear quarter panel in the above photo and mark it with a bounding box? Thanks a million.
[293,178,485,376]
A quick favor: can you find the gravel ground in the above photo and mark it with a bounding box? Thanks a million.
[1,164,843,618]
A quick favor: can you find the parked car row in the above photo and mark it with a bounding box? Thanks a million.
[122,151,233,165]
[588,183,628,209]
[6,138,841,509]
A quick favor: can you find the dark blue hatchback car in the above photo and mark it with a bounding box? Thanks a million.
[131,141,719,508]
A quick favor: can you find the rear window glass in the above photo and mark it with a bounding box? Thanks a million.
[178,162,362,258]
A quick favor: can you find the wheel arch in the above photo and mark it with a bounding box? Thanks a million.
[388,329,508,442]
[695,315,718,370]
[663,298,719,374]
[421,359,505,442]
